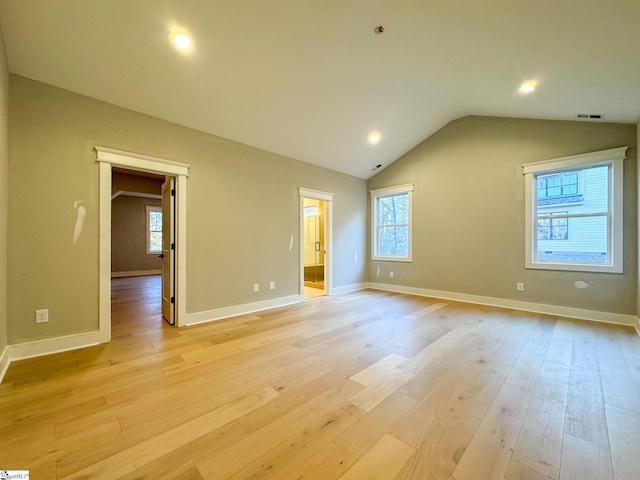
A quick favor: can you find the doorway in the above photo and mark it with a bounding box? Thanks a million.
[299,187,333,299]
[97,146,189,343]
[303,198,326,297]
[110,168,168,331]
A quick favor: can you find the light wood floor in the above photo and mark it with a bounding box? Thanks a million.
[1,276,640,480]
[304,285,326,298]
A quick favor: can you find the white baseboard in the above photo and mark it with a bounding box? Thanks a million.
[635,316,640,336]
[331,283,367,295]
[0,345,9,384]
[111,270,161,278]
[0,331,100,384]
[8,331,100,362]
[366,282,636,327]
[184,295,303,327]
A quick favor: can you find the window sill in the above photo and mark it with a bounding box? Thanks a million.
[525,261,622,274]
[372,256,412,263]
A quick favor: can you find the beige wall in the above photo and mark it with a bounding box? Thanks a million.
[8,75,367,344]
[637,119,640,319]
[368,116,637,315]
[111,172,164,274]
[112,195,162,273]
[0,30,8,353]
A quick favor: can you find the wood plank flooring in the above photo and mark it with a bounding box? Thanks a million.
[1,275,640,479]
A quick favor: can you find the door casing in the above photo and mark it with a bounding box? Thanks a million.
[96,146,189,342]
[299,187,333,297]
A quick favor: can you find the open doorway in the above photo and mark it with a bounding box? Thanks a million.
[96,146,189,343]
[303,198,326,298]
[110,168,176,332]
[111,168,164,278]
[299,187,333,299]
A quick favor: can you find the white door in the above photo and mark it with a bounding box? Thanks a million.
[304,213,320,266]
[161,178,175,325]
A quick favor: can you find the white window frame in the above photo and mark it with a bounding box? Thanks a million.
[145,205,162,254]
[370,184,414,262]
[523,146,627,273]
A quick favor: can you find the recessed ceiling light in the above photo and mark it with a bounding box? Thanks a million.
[368,131,381,145]
[519,81,537,94]
[173,33,191,50]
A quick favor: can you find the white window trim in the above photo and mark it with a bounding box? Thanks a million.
[523,146,627,273]
[145,205,162,254]
[370,183,414,262]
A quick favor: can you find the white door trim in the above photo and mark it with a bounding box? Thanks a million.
[96,146,190,342]
[299,187,333,297]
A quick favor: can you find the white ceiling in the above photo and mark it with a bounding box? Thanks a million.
[1,0,639,179]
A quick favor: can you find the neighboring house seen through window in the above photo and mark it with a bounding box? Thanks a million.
[370,184,414,262]
[523,147,627,273]
[537,172,578,198]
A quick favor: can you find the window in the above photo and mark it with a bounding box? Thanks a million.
[537,173,578,198]
[537,211,568,241]
[304,206,318,216]
[146,205,162,254]
[370,184,414,261]
[523,147,627,273]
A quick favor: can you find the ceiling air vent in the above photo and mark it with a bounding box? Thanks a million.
[577,114,603,119]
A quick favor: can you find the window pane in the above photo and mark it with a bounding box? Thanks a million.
[378,194,408,225]
[536,215,607,263]
[552,217,568,240]
[548,176,561,187]
[150,211,162,231]
[563,173,578,194]
[147,209,162,253]
[149,231,162,253]
[537,178,547,198]
[537,217,550,240]
[377,225,408,256]
[547,185,561,196]
[537,212,568,241]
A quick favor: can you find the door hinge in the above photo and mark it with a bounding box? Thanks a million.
[171,296,175,304]
[171,189,175,196]
[171,243,175,250]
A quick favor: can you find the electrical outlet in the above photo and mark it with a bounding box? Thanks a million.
[269,281,275,290]
[36,309,49,323]
[516,282,524,291]
[253,283,259,293]
[389,272,394,279]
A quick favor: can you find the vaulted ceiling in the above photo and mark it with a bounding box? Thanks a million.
[1,0,639,178]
